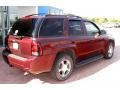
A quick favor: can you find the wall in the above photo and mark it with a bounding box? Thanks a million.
[17,6,37,18]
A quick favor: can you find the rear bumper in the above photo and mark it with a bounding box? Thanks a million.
[8,54,34,71]
[2,49,56,74]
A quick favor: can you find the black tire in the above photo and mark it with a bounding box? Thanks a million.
[104,42,114,59]
[51,53,74,81]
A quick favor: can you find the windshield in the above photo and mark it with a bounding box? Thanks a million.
[9,18,38,37]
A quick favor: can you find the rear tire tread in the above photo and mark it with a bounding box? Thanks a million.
[51,53,74,81]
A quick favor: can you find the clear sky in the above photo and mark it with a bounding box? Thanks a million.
[1,0,120,18]
[38,0,120,18]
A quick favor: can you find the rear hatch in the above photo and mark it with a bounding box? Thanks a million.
[7,18,39,57]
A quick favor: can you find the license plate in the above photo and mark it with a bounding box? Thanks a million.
[13,42,19,50]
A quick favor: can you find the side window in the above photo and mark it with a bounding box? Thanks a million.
[84,22,99,36]
[39,18,63,37]
[69,20,83,36]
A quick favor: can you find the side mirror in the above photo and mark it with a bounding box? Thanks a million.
[100,30,107,35]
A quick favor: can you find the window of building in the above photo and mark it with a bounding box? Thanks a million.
[0,13,1,28]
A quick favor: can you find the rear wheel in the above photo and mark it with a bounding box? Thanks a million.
[51,54,74,81]
[104,42,114,59]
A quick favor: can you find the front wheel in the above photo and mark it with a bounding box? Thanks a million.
[51,54,74,81]
[104,42,114,59]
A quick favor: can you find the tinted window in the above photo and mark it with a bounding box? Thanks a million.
[69,20,83,36]
[10,18,38,36]
[39,18,63,37]
[84,22,99,36]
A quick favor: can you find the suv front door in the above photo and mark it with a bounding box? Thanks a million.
[83,21,104,58]
[68,20,101,62]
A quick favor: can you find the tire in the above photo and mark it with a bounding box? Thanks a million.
[104,42,114,59]
[51,53,74,81]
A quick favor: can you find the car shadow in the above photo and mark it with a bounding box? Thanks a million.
[0,45,120,84]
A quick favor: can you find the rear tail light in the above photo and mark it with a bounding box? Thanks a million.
[31,41,42,56]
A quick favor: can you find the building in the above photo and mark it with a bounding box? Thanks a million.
[0,7,10,46]
[38,6,63,16]
[0,6,63,46]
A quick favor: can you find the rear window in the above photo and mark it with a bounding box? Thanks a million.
[9,18,38,36]
[39,18,63,37]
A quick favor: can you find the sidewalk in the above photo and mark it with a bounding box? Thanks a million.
[0,47,4,53]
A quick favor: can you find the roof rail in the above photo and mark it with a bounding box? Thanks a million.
[45,14,82,18]
[45,14,65,16]
[66,14,82,18]
[23,14,82,19]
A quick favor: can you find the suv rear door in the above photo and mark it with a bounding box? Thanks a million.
[37,18,65,55]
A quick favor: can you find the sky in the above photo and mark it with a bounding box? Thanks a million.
[38,0,120,18]
[1,0,120,18]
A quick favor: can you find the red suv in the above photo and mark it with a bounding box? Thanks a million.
[2,14,115,80]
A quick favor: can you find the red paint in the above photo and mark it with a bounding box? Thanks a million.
[2,15,115,74]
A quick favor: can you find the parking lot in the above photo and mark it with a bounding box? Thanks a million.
[0,28,120,85]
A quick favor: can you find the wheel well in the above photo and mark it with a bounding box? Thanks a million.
[51,50,76,72]
[109,40,115,47]
[55,50,76,62]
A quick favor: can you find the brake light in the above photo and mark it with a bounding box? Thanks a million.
[31,41,42,56]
